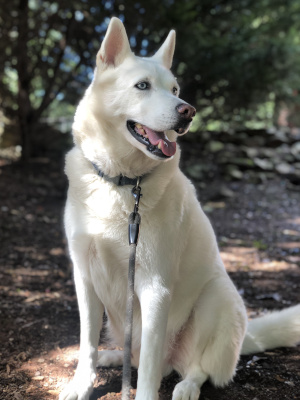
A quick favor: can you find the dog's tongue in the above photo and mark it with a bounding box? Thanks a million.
[143,126,176,157]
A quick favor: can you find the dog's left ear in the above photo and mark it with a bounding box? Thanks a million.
[97,17,132,69]
[152,30,176,69]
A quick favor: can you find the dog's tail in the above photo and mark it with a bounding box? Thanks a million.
[241,304,300,355]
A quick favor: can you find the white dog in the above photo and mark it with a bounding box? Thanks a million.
[59,17,300,400]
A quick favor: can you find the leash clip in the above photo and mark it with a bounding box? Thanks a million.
[129,180,142,245]
[131,181,142,215]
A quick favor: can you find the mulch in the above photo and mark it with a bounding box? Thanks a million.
[0,151,299,400]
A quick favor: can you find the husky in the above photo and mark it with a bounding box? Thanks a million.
[59,17,300,400]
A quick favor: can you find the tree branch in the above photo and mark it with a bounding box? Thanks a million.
[34,57,82,119]
[34,11,75,119]
[28,13,59,77]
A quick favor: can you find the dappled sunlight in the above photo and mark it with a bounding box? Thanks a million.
[221,246,299,272]
[276,241,300,250]
[18,344,80,398]
[17,343,125,399]
[287,216,300,226]
[1,122,300,399]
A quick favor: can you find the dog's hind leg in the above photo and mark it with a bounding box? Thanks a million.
[97,350,123,367]
[172,366,207,400]
[171,276,247,400]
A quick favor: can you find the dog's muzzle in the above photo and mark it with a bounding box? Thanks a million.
[127,121,176,158]
[127,103,196,158]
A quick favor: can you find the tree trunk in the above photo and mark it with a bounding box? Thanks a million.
[20,116,33,162]
[17,0,33,162]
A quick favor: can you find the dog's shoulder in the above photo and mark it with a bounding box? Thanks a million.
[65,146,103,196]
[65,146,87,181]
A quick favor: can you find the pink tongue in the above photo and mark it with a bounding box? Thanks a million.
[143,126,176,157]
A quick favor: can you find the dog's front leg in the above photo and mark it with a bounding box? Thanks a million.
[135,280,170,400]
[59,242,104,400]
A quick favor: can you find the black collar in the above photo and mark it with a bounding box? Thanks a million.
[92,163,142,186]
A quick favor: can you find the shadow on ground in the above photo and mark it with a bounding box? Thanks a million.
[0,153,299,400]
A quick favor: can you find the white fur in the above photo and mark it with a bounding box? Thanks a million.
[241,304,300,355]
[59,18,300,400]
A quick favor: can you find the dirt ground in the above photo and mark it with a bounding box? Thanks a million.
[0,142,299,400]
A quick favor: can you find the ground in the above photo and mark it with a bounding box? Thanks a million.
[0,137,299,400]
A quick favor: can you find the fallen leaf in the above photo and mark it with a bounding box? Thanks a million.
[50,247,65,256]
[32,376,45,381]
[275,375,285,382]
[48,390,60,395]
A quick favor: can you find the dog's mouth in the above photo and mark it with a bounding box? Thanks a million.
[127,120,176,158]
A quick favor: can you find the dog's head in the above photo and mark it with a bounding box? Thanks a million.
[80,18,195,163]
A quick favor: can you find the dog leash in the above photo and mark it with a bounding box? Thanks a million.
[92,162,142,398]
[122,179,142,400]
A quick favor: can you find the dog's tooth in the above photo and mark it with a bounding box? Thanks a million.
[136,123,142,128]
[157,141,162,150]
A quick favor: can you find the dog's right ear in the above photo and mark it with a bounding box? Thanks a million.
[97,17,132,69]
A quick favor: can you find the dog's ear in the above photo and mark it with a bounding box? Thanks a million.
[97,17,132,68]
[152,30,176,69]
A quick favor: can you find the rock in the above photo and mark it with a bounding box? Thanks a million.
[244,147,259,158]
[223,157,254,168]
[291,142,300,160]
[253,158,273,171]
[185,164,204,179]
[32,376,45,380]
[274,130,289,142]
[226,165,243,180]
[261,148,277,158]
[219,186,235,198]
[208,185,235,200]
[275,163,292,175]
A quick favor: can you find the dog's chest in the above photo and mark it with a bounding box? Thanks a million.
[88,229,131,316]
[84,185,133,308]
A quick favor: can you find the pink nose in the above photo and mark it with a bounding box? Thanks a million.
[176,104,196,120]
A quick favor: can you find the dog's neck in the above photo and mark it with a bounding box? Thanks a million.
[91,162,143,186]
[78,136,162,178]
[73,128,172,180]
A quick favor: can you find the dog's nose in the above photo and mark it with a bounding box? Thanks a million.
[176,104,196,120]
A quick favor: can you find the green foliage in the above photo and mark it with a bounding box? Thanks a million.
[1,0,300,157]
[253,240,268,251]
[167,0,300,128]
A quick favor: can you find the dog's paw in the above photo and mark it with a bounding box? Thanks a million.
[59,371,96,400]
[172,379,200,400]
[135,394,158,400]
[96,350,123,368]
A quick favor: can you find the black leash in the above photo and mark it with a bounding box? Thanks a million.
[122,180,142,400]
[91,162,142,398]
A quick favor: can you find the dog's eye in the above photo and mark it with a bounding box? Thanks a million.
[172,87,178,95]
[135,81,150,90]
